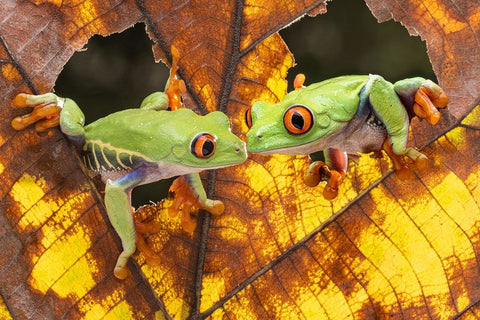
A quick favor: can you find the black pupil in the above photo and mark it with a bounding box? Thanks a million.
[202,139,214,156]
[292,112,304,129]
[245,108,252,127]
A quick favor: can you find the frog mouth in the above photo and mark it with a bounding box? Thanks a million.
[249,140,323,156]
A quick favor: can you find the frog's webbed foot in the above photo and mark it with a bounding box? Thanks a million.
[304,149,348,200]
[382,139,428,180]
[304,160,346,201]
[293,73,306,90]
[135,219,162,266]
[165,45,186,111]
[413,80,449,125]
[11,93,63,132]
[304,160,331,187]
[168,176,224,233]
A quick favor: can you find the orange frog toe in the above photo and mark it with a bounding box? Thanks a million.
[322,170,344,200]
[11,101,61,132]
[169,176,200,233]
[168,176,226,233]
[135,220,162,266]
[12,93,30,107]
[304,161,331,187]
[413,84,449,125]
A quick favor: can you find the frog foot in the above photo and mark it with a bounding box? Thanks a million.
[165,45,186,111]
[304,161,345,200]
[293,73,306,90]
[135,220,162,266]
[168,176,224,233]
[382,140,428,180]
[11,93,62,132]
[323,170,345,200]
[413,80,449,125]
[304,160,331,187]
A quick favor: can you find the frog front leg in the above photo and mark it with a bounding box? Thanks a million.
[139,92,169,111]
[295,74,349,200]
[169,173,224,233]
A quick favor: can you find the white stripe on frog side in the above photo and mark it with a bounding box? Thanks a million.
[86,140,153,170]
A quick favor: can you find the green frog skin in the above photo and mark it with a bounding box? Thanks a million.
[246,73,448,199]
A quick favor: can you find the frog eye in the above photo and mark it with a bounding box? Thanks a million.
[245,106,253,128]
[191,133,216,158]
[283,105,313,135]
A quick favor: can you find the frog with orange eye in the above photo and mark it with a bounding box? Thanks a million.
[246,74,449,199]
[11,48,247,279]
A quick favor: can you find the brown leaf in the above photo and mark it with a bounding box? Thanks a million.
[0,0,325,319]
[2,0,480,319]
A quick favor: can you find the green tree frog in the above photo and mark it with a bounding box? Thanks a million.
[246,73,448,200]
[11,48,247,279]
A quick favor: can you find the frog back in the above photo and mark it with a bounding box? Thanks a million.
[82,109,183,170]
[291,75,370,122]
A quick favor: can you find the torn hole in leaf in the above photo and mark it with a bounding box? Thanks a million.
[54,23,174,207]
[280,0,435,89]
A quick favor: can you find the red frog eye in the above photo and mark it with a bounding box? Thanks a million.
[191,133,216,158]
[283,105,313,135]
[245,106,253,128]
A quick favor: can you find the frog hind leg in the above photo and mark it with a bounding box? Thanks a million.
[394,77,449,125]
[104,168,148,279]
[169,173,224,233]
[363,75,426,163]
[12,92,87,144]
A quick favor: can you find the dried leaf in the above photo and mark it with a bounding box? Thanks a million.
[1,0,480,319]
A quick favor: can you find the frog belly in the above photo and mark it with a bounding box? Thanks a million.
[330,125,387,154]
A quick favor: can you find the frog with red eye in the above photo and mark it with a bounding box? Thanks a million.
[11,47,247,279]
[245,73,448,199]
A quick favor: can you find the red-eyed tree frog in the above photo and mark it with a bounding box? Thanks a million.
[11,48,247,279]
[245,73,448,200]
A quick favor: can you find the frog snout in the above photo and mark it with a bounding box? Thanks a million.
[246,128,262,142]
[245,128,265,153]
[234,140,248,159]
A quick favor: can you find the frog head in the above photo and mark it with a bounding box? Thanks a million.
[161,109,247,169]
[245,86,352,155]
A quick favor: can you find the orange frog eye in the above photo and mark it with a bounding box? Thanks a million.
[191,133,216,158]
[245,106,253,128]
[283,105,313,135]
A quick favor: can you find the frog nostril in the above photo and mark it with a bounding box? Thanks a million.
[257,134,263,140]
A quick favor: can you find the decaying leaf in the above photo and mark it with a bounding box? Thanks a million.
[1,0,480,319]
